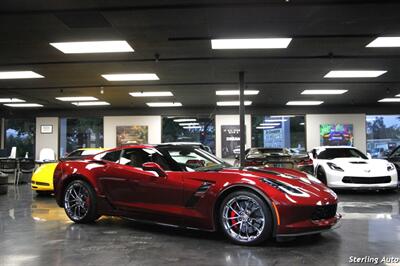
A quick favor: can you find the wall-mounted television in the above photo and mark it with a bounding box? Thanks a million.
[320,124,353,146]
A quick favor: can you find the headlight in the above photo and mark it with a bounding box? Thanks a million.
[387,163,395,171]
[327,162,344,172]
[261,178,308,197]
[306,173,322,184]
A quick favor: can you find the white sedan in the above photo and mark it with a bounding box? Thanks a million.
[309,146,398,190]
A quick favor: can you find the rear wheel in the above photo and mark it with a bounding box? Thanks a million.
[63,180,98,223]
[316,167,328,185]
[219,190,272,245]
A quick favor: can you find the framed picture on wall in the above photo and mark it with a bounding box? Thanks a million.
[40,125,53,134]
[116,125,148,146]
[221,125,246,159]
[320,123,354,146]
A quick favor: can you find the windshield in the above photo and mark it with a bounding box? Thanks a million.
[317,148,368,160]
[158,146,231,171]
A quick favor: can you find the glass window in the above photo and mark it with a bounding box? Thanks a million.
[162,117,215,153]
[366,115,400,158]
[4,118,35,158]
[100,150,121,162]
[252,115,305,153]
[59,118,103,156]
[120,148,171,170]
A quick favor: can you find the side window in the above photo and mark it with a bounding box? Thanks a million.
[120,148,171,170]
[101,150,121,162]
[391,148,400,158]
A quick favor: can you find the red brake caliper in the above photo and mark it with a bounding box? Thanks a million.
[230,210,239,230]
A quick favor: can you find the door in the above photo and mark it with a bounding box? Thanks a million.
[101,148,184,224]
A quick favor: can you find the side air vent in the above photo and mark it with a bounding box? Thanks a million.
[185,182,213,208]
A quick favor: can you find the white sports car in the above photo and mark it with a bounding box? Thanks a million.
[309,146,398,190]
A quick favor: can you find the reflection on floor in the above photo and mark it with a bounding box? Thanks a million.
[0,185,399,266]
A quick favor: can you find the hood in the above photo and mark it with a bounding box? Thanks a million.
[329,157,390,168]
[219,167,337,200]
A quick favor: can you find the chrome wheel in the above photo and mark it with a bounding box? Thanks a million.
[64,182,90,221]
[222,195,265,243]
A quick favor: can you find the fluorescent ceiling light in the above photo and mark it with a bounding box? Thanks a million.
[50,40,134,54]
[130,91,173,97]
[56,96,98,101]
[395,94,400,97]
[211,38,292,49]
[324,70,386,78]
[173,118,196,122]
[269,115,295,118]
[260,123,280,126]
[183,126,202,129]
[0,71,44,79]
[264,119,287,122]
[301,89,348,95]
[286,101,323,106]
[256,126,275,129]
[4,103,43,107]
[216,90,259,96]
[179,123,200,126]
[71,101,110,106]
[367,37,400,48]
[146,102,182,107]
[299,122,305,126]
[0,98,25,103]
[217,101,252,106]
[378,98,400,103]
[102,73,159,81]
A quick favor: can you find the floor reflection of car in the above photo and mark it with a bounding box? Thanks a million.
[54,144,340,246]
[234,148,313,174]
[338,200,399,220]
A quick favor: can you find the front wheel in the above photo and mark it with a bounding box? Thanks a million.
[219,190,272,245]
[316,167,328,185]
[63,180,99,223]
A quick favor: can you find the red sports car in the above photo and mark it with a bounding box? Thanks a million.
[53,144,340,245]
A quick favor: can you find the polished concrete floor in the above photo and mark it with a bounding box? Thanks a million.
[0,185,399,266]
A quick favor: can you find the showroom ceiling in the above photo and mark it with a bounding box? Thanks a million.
[0,0,399,114]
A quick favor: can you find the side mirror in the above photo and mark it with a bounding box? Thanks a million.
[142,162,166,177]
[366,153,372,159]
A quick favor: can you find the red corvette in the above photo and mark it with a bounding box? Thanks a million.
[53,144,340,245]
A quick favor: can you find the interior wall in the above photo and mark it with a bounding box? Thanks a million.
[35,117,59,160]
[215,114,252,158]
[306,114,366,153]
[103,116,162,148]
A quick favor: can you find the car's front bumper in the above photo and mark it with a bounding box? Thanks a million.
[326,171,398,189]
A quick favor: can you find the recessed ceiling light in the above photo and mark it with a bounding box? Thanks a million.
[286,101,323,106]
[0,98,25,103]
[217,101,252,106]
[4,103,43,107]
[216,90,259,96]
[211,38,292,49]
[0,71,44,79]
[378,98,400,103]
[129,91,173,97]
[179,123,200,126]
[183,126,202,129]
[173,118,196,122]
[301,89,348,95]
[324,70,386,78]
[256,126,275,129]
[367,37,400,48]
[102,73,159,81]
[56,96,98,101]
[269,115,295,118]
[71,101,110,106]
[264,119,287,122]
[260,123,280,126]
[50,40,134,54]
[146,102,182,107]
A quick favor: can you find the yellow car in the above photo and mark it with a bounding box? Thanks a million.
[31,148,105,195]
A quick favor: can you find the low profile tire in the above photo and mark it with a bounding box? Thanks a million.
[219,190,272,246]
[0,185,7,195]
[316,167,328,185]
[63,180,98,224]
[36,190,53,196]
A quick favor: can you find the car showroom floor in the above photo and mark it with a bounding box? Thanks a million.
[0,185,399,266]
